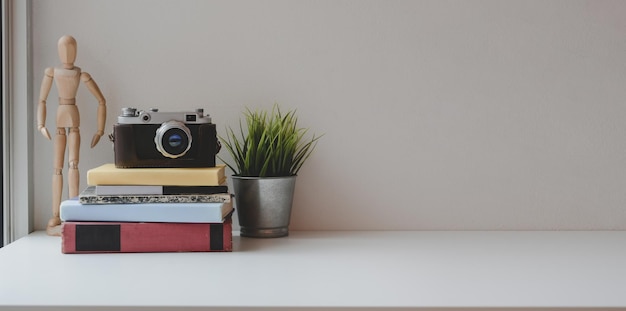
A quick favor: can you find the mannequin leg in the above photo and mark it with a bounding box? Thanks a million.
[47,128,66,236]
[68,127,80,198]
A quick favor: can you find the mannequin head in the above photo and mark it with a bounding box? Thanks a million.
[57,35,77,69]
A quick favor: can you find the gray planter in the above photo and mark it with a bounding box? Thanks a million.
[231,175,297,238]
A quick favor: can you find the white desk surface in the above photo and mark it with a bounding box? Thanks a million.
[1,230,625,311]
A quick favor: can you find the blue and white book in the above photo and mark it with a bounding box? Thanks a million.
[60,198,233,223]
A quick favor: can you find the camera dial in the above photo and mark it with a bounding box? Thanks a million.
[154,120,192,158]
[139,111,151,123]
[121,107,137,117]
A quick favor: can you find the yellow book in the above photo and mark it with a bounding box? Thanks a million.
[87,164,226,186]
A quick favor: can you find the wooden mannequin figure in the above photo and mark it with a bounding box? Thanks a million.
[38,35,106,236]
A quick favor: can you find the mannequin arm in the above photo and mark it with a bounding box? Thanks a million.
[37,68,54,140]
[81,72,107,147]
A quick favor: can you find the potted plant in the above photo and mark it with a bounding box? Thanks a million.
[219,104,321,238]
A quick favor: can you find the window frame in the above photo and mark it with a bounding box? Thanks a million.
[2,0,33,246]
[2,0,10,247]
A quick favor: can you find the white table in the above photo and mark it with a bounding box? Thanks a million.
[1,230,625,310]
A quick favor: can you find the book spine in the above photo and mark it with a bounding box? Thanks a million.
[94,185,163,195]
[79,193,231,205]
[87,165,226,186]
[61,218,232,253]
[94,185,229,195]
[60,199,232,223]
[162,185,229,195]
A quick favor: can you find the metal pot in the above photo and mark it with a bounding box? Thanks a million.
[231,175,296,238]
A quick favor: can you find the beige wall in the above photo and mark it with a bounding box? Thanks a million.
[31,0,626,230]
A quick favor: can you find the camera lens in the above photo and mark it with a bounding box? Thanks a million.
[154,121,192,158]
[162,130,188,155]
[168,134,183,148]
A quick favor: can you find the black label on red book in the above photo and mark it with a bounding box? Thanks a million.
[210,224,223,250]
[76,224,121,251]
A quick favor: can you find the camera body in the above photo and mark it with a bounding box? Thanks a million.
[112,107,219,168]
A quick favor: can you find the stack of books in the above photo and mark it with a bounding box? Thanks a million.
[59,163,233,254]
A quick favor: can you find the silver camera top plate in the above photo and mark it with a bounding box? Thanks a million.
[117,107,212,124]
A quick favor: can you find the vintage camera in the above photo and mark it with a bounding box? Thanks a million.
[111,107,220,168]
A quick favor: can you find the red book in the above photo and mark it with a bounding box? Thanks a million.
[61,217,232,253]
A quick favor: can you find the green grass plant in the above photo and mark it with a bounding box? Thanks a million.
[219,104,321,177]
